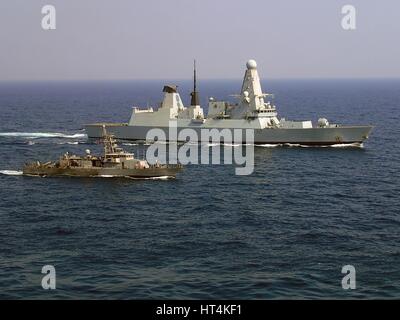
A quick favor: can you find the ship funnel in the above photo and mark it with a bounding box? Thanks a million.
[190,60,200,106]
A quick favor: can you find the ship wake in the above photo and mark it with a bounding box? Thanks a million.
[0,170,23,176]
[131,141,363,148]
[0,171,175,180]
[125,175,175,180]
[96,175,174,180]
[0,132,87,139]
[256,142,364,148]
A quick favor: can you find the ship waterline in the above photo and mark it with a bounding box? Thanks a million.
[23,166,180,178]
[85,123,372,145]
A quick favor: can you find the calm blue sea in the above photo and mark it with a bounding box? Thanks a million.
[0,79,399,299]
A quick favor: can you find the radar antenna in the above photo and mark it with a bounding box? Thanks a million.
[190,59,200,106]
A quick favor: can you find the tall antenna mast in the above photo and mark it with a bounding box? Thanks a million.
[193,59,197,92]
[190,59,200,106]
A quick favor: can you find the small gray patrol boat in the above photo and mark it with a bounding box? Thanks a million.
[23,126,182,178]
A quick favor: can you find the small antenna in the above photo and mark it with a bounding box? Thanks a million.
[193,59,197,93]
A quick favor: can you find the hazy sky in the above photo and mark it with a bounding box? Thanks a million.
[0,0,399,80]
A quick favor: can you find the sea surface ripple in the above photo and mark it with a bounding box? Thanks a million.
[0,79,399,299]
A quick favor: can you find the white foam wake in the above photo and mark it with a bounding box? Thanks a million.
[223,143,240,147]
[57,141,80,145]
[95,175,174,180]
[256,144,279,148]
[283,142,363,148]
[0,132,87,139]
[203,142,220,147]
[127,175,174,180]
[122,143,139,146]
[254,142,364,148]
[331,142,363,148]
[0,170,23,176]
[120,141,362,149]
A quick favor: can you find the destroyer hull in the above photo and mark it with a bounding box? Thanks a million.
[85,123,373,145]
[23,166,181,178]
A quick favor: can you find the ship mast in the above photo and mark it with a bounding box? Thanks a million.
[102,125,116,156]
[190,59,200,106]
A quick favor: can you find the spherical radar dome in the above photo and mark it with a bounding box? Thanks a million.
[246,59,257,69]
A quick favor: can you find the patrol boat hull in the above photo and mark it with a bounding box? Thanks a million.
[22,165,182,178]
[85,123,373,145]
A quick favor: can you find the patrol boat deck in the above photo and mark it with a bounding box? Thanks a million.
[23,127,182,178]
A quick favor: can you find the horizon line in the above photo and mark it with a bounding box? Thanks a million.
[1,76,400,83]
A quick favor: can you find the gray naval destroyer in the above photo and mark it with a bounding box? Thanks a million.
[85,60,373,145]
[23,127,182,178]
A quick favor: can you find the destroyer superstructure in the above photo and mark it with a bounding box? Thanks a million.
[85,60,373,145]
